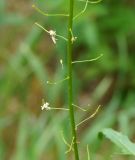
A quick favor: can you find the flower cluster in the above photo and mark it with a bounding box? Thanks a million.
[41,102,51,110]
[48,30,57,44]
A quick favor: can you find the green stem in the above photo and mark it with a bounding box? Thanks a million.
[67,0,80,160]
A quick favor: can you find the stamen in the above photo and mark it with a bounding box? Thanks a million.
[72,103,87,112]
[72,54,103,64]
[46,76,69,85]
[61,131,74,153]
[65,137,75,154]
[74,0,89,20]
[78,0,103,4]
[56,34,68,42]
[76,105,101,130]
[32,4,69,17]
[50,107,69,111]
[35,22,49,33]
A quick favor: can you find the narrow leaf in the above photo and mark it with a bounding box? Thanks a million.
[99,128,135,156]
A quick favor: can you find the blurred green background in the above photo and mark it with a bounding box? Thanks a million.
[0,0,135,159]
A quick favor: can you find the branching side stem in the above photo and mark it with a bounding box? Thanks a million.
[67,0,80,160]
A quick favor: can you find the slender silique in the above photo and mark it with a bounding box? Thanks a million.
[67,0,80,159]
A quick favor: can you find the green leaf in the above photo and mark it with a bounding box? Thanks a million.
[99,128,135,156]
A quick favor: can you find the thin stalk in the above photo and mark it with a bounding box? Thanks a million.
[67,0,80,160]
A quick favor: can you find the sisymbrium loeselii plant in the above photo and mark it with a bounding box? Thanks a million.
[33,0,103,159]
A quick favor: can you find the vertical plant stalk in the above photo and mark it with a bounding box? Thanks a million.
[67,0,80,160]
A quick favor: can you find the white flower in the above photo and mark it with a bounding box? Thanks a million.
[60,59,64,69]
[41,102,51,110]
[48,30,57,44]
[71,36,77,43]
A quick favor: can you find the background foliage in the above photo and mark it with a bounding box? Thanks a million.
[0,0,135,159]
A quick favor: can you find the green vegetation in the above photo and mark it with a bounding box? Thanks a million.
[0,0,135,160]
